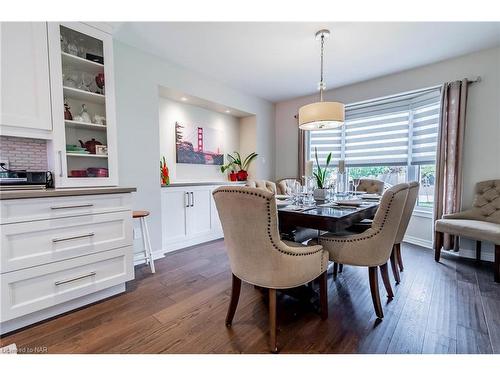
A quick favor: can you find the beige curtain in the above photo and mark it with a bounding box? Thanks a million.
[434,79,468,250]
[297,118,306,182]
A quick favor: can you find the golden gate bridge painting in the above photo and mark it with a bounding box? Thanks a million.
[175,122,224,165]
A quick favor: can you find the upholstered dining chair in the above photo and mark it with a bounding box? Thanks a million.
[276,177,300,195]
[319,183,409,319]
[212,186,329,352]
[353,178,385,194]
[245,179,277,194]
[435,179,500,282]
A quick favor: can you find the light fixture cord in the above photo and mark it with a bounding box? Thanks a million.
[319,34,325,102]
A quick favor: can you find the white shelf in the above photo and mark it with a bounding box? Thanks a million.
[66,153,108,158]
[63,86,105,105]
[64,119,107,130]
[61,52,104,75]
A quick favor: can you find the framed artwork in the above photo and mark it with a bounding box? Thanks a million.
[175,122,224,165]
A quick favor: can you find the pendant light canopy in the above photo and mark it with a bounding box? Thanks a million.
[298,29,345,130]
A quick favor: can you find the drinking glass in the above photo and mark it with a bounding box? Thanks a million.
[353,178,361,194]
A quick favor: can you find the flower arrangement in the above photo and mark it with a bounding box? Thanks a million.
[160,156,170,185]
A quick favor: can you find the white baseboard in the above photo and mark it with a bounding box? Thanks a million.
[403,235,432,249]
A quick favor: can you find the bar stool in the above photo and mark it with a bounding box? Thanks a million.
[133,210,155,273]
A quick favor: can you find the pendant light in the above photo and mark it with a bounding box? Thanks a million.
[298,29,345,130]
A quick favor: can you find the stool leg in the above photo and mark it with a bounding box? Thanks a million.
[140,217,149,265]
[143,216,155,273]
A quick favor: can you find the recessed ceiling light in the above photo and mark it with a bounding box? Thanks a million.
[180,97,187,101]
[225,110,231,113]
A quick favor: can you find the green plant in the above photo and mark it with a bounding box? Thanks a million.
[313,147,332,189]
[221,151,258,173]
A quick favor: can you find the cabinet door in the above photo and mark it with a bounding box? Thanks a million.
[47,22,118,187]
[210,188,223,234]
[161,189,189,247]
[0,22,52,136]
[187,188,213,238]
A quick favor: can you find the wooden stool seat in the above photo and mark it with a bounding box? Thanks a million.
[133,210,150,218]
[133,209,155,273]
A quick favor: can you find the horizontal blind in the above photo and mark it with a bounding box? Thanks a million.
[309,128,342,166]
[410,91,441,165]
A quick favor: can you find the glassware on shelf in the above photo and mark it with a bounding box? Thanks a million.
[77,37,87,58]
[60,34,68,53]
[63,68,79,88]
[78,104,91,123]
[95,73,105,95]
[78,72,94,92]
[67,36,78,56]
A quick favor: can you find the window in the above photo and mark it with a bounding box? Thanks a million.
[307,87,441,210]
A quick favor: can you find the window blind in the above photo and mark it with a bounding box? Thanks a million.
[308,88,441,167]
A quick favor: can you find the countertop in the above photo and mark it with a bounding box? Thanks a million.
[0,186,137,200]
[162,181,246,188]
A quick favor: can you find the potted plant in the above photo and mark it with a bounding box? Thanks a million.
[313,147,332,201]
[220,161,237,181]
[160,156,170,185]
[221,152,258,181]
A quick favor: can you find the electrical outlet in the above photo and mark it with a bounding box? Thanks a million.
[133,228,142,240]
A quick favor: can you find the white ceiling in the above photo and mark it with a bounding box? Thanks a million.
[113,22,500,102]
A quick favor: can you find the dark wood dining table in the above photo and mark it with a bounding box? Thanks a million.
[277,199,380,236]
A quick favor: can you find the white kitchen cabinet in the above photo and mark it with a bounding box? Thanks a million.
[161,185,224,252]
[0,22,53,138]
[47,22,118,187]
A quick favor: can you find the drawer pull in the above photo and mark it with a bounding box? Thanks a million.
[52,232,95,243]
[50,203,94,210]
[54,272,96,286]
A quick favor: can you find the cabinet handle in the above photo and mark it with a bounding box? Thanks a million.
[55,272,96,286]
[51,203,94,210]
[58,150,63,177]
[185,192,190,208]
[52,232,95,243]
[190,192,194,207]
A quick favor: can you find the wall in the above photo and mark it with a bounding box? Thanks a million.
[0,136,48,171]
[113,41,275,255]
[159,98,241,182]
[274,47,500,259]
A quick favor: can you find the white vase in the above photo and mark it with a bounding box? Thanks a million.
[313,188,328,201]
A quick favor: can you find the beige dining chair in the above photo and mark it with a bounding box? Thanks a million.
[245,179,277,194]
[212,186,329,352]
[276,177,300,195]
[353,178,385,194]
[390,181,420,283]
[319,183,409,319]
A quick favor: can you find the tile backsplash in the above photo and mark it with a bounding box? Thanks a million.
[0,136,48,171]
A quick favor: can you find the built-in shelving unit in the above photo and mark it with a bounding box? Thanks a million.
[49,22,117,187]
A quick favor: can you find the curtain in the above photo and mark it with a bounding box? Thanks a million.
[434,79,468,250]
[298,123,306,182]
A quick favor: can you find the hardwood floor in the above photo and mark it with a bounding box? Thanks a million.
[2,240,499,354]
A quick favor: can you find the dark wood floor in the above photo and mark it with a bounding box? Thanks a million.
[2,240,500,354]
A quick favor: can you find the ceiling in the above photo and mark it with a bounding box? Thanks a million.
[113,22,500,102]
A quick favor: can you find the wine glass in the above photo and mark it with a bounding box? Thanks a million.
[353,178,361,195]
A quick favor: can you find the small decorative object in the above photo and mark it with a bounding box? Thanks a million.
[64,99,73,120]
[86,53,104,65]
[93,115,106,125]
[95,73,105,95]
[95,145,108,155]
[313,147,332,201]
[219,151,258,181]
[79,138,102,154]
[160,156,170,185]
[78,104,91,123]
[87,167,108,177]
[305,160,313,177]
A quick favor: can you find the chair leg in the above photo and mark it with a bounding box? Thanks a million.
[494,245,499,283]
[396,243,404,271]
[476,241,482,262]
[434,231,443,262]
[318,271,328,320]
[390,246,401,284]
[338,264,344,273]
[368,267,384,319]
[379,263,394,299]
[225,274,241,327]
[333,262,338,280]
[269,288,278,353]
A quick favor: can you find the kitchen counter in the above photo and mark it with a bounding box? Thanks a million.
[0,186,137,200]
[162,181,245,188]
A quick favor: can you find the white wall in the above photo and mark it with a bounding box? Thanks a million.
[274,47,500,259]
[114,41,275,254]
[159,97,241,182]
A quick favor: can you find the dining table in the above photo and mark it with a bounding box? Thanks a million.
[277,196,380,238]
